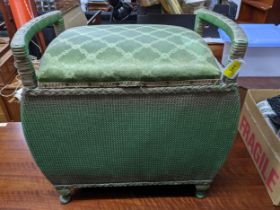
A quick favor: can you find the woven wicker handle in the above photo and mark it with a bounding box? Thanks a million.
[11,11,64,88]
[195,9,248,65]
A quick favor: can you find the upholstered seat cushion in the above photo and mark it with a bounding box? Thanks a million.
[38,25,221,83]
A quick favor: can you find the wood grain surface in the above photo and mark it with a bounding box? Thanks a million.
[0,123,279,210]
[238,77,280,89]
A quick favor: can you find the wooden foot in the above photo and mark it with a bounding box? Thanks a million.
[195,184,210,199]
[56,187,72,204]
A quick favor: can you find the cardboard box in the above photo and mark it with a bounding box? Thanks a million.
[239,89,280,206]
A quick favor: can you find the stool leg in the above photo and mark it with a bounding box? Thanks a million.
[195,184,210,199]
[56,187,72,204]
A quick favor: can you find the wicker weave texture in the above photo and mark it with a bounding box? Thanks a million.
[21,89,239,186]
[195,9,247,64]
[10,11,64,88]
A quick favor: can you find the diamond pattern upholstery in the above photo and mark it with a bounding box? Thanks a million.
[38,24,221,83]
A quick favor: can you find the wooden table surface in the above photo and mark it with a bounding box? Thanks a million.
[0,123,279,210]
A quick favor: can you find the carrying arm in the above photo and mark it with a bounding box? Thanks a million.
[11,11,64,88]
[195,9,248,65]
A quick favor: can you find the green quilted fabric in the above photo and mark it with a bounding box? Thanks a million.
[38,24,221,83]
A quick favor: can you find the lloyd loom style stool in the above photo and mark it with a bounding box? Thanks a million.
[11,9,247,204]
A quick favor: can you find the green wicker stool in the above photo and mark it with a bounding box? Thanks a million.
[11,9,247,204]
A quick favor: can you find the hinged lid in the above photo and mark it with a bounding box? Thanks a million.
[38,24,221,86]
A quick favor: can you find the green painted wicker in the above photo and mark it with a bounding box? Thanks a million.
[11,9,247,204]
[195,8,248,63]
[11,11,64,88]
